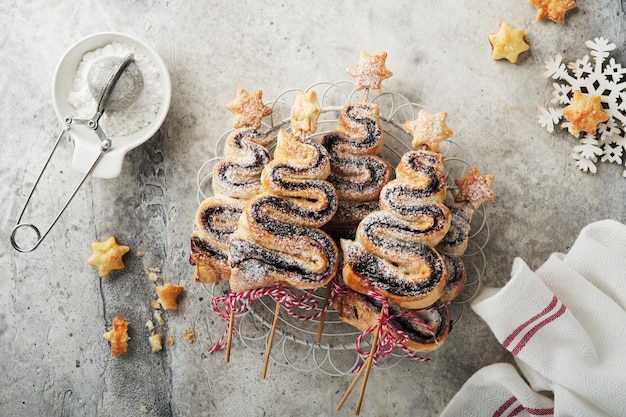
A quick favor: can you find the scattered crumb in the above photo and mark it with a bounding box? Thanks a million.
[103,316,129,357]
[183,329,197,343]
[150,300,161,309]
[154,310,165,326]
[146,320,155,332]
[137,250,145,257]
[140,405,149,413]
[149,333,163,352]
[145,267,161,282]
[166,336,175,346]
[155,283,185,310]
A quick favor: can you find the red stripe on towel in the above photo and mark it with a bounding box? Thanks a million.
[510,303,567,356]
[527,407,555,415]
[502,296,559,349]
[493,396,517,417]
[493,396,554,417]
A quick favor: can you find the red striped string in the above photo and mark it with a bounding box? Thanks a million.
[207,281,337,353]
[352,290,443,370]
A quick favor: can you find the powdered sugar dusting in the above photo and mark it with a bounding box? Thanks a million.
[67,42,162,137]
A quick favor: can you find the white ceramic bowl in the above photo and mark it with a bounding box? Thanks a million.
[52,32,171,178]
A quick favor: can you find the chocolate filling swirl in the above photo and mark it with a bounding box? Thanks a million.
[190,128,276,283]
[342,240,443,298]
[321,102,391,201]
[342,149,451,308]
[212,128,275,198]
[230,129,339,290]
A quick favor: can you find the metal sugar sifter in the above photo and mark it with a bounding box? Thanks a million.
[11,53,143,252]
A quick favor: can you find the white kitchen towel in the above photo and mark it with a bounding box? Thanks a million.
[438,363,555,416]
[440,219,626,417]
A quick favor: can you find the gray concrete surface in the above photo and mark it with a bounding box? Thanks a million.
[1,1,625,416]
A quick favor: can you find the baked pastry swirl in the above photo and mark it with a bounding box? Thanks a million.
[321,102,392,239]
[229,127,340,292]
[435,201,472,302]
[334,289,450,353]
[341,149,452,309]
[190,88,275,283]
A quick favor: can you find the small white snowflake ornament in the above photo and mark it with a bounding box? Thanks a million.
[538,37,626,176]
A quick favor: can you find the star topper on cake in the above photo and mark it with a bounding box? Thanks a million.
[225,87,273,130]
[454,166,496,210]
[403,109,454,152]
[347,51,393,94]
[290,90,322,136]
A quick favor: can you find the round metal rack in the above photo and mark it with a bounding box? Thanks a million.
[196,82,490,376]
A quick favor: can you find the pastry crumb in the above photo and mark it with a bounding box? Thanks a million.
[155,283,185,310]
[154,310,165,326]
[149,333,163,352]
[103,316,129,357]
[166,336,175,346]
[145,267,160,282]
[183,329,197,343]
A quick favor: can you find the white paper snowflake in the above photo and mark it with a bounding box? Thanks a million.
[538,37,626,177]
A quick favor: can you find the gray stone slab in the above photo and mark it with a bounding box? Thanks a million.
[1,1,624,416]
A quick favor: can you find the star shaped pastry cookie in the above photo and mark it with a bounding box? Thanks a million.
[404,109,453,152]
[225,87,273,130]
[488,22,530,64]
[103,315,129,357]
[562,90,609,136]
[529,0,576,24]
[155,283,185,310]
[290,90,322,135]
[454,167,496,210]
[87,236,130,278]
[347,51,393,91]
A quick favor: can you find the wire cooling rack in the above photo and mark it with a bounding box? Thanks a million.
[195,81,490,376]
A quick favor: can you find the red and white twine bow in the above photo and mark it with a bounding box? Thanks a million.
[207,283,335,353]
[353,290,443,369]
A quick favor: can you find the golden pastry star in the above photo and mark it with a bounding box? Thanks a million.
[347,51,393,91]
[529,0,576,24]
[87,236,130,278]
[225,87,273,130]
[454,167,496,210]
[403,109,453,152]
[156,283,185,311]
[103,316,129,357]
[488,22,530,64]
[290,90,321,135]
[562,90,609,136]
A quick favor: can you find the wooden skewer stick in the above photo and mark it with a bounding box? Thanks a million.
[315,284,332,344]
[354,311,384,415]
[335,358,367,411]
[225,309,235,363]
[336,310,384,413]
[261,286,282,379]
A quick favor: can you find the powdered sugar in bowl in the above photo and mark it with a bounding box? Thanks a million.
[52,32,171,178]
